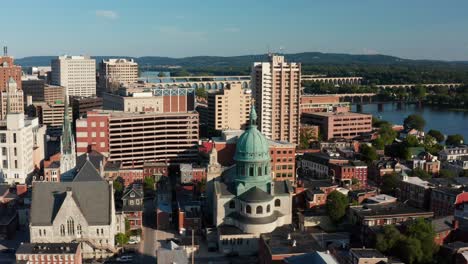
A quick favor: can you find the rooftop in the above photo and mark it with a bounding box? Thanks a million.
[350,248,387,259]
[16,243,79,254]
[351,202,434,218]
[261,225,323,255]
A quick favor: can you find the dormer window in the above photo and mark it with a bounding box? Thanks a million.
[130,192,135,198]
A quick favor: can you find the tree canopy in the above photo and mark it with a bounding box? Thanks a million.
[360,144,378,163]
[446,134,464,146]
[427,130,445,143]
[403,114,426,131]
[326,191,348,223]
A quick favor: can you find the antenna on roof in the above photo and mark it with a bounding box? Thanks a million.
[3,46,7,56]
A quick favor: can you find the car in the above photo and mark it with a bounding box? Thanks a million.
[116,255,133,262]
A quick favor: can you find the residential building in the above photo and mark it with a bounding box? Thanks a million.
[349,248,388,264]
[0,55,22,91]
[399,176,432,210]
[251,55,301,144]
[98,58,138,95]
[51,55,96,97]
[212,108,293,255]
[16,243,82,264]
[431,187,468,217]
[0,78,23,120]
[30,176,120,259]
[439,145,468,161]
[371,158,402,179]
[176,187,202,235]
[76,110,199,168]
[301,95,350,113]
[121,184,143,230]
[296,179,338,209]
[445,156,468,175]
[70,96,103,120]
[412,152,441,175]
[179,164,206,184]
[299,152,348,179]
[455,192,468,232]
[205,83,251,132]
[302,111,372,140]
[330,160,368,187]
[0,93,45,184]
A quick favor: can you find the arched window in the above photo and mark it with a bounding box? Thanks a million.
[229,201,235,209]
[275,199,281,207]
[264,166,268,175]
[60,225,65,236]
[258,167,262,176]
[39,229,42,236]
[67,217,74,235]
[267,204,271,213]
[77,224,82,235]
[256,206,263,214]
[246,205,251,214]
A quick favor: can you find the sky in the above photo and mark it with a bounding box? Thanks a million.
[1,0,468,60]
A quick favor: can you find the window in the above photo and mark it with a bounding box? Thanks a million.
[60,225,65,236]
[129,200,134,205]
[258,167,262,176]
[229,201,235,209]
[13,148,17,156]
[39,229,42,236]
[1,147,6,155]
[246,205,252,214]
[67,217,74,235]
[0,133,6,143]
[43,229,46,236]
[14,160,17,169]
[256,206,263,214]
[249,167,254,176]
[13,133,16,143]
[97,229,99,235]
[136,199,140,205]
[275,199,281,207]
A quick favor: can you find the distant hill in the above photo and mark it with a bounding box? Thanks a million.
[14,52,468,68]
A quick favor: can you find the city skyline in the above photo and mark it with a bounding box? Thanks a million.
[2,0,468,61]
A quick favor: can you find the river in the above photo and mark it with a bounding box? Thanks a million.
[351,103,468,140]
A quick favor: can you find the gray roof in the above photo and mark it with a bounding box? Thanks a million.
[73,160,103,182]
[237,187,273,203]
[76,151,104,171]
[227,211,282,225]
[30,181,111,226]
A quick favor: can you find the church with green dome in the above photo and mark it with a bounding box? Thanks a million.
[211,105,293,255]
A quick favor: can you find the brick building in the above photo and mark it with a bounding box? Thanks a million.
[330,160,368,187]
[300,95,350,113]
[0,56,22,91]
[71,96,103,121]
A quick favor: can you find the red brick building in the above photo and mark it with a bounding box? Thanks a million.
[0,56,22,91]
[431,187,467,217]
[75,111,109,156]
[330,160,368,187]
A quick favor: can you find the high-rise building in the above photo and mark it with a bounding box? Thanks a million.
[98,59,138,95]
[22,75,65,104]
[0,55,22,91]
[205,83,251,132]
[31,102,72,136]
[70,96,103,121]
[0,78,24,120]
[0,81,45,184]
[251,55,301,144]
[51,55,96,97]
[76,110,199,168]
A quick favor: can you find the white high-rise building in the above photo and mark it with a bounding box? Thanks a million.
[251,55,301,144]
[0,79,45,184]
[51,55,96,97]
[98,58,138,95]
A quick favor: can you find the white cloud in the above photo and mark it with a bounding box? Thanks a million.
[223,27,240,33]
[95,10,119,20]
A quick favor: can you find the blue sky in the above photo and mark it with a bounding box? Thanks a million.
[2,0,468,60]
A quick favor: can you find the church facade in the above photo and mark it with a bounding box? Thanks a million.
[212,106,293,255]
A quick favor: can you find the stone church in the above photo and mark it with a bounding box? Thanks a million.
[29,167,122,259]
[211,106,293,255]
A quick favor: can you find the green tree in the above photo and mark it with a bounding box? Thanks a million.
[412,168,431,180]
[414,85,427,101]
[157,71,166,77]
[446,134,464,146]
[403,114,426,131]
[299,128,316,149]
[381,173,400,195]
[439,169,456,179]
[361,144,378,163]
[115,233,129,247]
[379,124,397,145]
[326,191,348,223]
[406,218,438,263]
[404,135,420,147]
[376,225,403,253]
[125,219,131,233]
[396,237,423,264]
[195,87,207,98]
[428,130,445,143]
[144,176,156,191]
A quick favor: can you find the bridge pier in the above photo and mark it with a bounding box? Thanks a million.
[356,104,363,113]
[378,103,384,112]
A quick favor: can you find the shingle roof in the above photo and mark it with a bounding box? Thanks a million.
[30,181,111,226]
[73,160,103,182]
[76,151,104,171]
[237,187,273,202]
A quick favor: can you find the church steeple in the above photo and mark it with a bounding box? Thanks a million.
[61,92,73,154]
[59,91,76,181]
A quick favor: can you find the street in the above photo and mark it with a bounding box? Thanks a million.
[138,197,157,264]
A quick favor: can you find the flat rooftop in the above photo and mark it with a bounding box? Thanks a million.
[261,225,323,255]
[303,111,372,117]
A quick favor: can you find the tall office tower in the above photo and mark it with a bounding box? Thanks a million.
[0,80,45,184]
[205,83,251,132]
[0,78,24,120]
[0,51,22,91]
[98,58,138,95]
[51,55,96,97]
[251,55,301,144]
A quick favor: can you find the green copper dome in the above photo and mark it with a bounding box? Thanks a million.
[234,106,270,162]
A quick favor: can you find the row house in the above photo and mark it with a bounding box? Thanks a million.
[329,160,368,187]
[121,184,143,230]
[439,145,468,161]
[300,152,348,179]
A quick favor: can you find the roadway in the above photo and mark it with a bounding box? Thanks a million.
[139,197,157,264]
